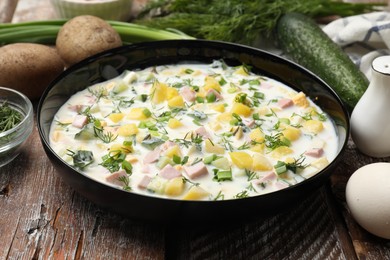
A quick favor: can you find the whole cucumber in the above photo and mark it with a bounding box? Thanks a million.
[276,12,369,112]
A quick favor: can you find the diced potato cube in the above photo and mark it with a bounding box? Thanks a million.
[165,145,182,158]
[151,82,168,104]
[217,112,233,123]
[210,103,225,113]
[166,87,179,100]
[167,118,183,129]
[234,66,249,76]
[203,76,221,92]
[125,154,138,164]
[168,96,185,107]
[249,128,265,143]
[303,120,324,134]
[311,157,329,169]
[256,107,271,116]
[282,126,301,141]
[211,157,230,170]
[231,102,252,117]
[208,121,222,131]
[110,143,132,154]
[250,143,265,153]
[233,126,243,140]
[183,186,209,200]
[292,92,309,108]
[205,139,225,154]
[51,131,62,142]
[229,151,253,169]
[252,154,273,171]
[270,146,293,158]
[165,177,185,196]
[127,107,150,120]
[99,120,107,127]
[108,113,125,123]
[118,123,139,137]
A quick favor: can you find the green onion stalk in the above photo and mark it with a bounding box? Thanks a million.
[0,20,194,45]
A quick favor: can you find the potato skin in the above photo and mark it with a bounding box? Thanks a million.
[0,43,65,100]
[56,15,122,67]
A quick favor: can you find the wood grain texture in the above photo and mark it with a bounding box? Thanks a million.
[0,0,19,23]
[0,109,165,260]
[2,0,390,258]
[166,186,357,260]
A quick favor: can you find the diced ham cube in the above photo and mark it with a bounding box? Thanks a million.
[143,148,161,164]
[106,170,127,186]
[72,114,88,128]
[159,164,182,180]
[195,126,210,139]
[161,141,176,152]
[206,88,223,101]
[141,164,151,173]
[86,95,97,104]
[274,181,289,190]
[254,171,276,185]
[138,175,152,189]
[180,86,196,102]
[243,118,255,128]
[278,98,293,109]
[184,162,208,179]
[68,104,85,113]
[260,82,273,89]
[305,148,324,158]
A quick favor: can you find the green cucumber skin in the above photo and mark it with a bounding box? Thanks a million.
[276,12,369,112]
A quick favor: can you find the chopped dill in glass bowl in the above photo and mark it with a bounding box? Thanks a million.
[0,87,33,167]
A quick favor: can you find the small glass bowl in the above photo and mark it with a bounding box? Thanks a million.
[0,87,33,167]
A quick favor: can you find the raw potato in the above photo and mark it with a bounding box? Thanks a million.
[0,43,64,100]
[56,15,122,67]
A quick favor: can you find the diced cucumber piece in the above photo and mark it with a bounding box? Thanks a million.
[112,81,129,94]
[211,157,230,170]
[156,156,171,169]
[147,176,168,194]
[75,123,95,140]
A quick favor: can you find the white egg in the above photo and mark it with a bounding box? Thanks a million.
[346,162,390,239]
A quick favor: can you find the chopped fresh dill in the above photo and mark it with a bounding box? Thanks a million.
[117,175,131,191]
[182,177,200,187]
[66,149,94,170]
[234,190,249,199]
[55,120,71,128]
[245,169,258,181]
[100,150,133,174]
[93,120,118,143]
[137,0,383,44]
[0,101,23,133]
[214,190,225,201]
[264,132,290,150]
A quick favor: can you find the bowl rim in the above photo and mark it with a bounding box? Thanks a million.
[37,39,350,219]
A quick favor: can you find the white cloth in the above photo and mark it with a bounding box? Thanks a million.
[323,11,390,80]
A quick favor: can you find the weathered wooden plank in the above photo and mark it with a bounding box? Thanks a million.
[166,186,356,260]
[330,139,390,260]
[0,112,165,260]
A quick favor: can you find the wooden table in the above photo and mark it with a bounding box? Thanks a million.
[1,1,390,259]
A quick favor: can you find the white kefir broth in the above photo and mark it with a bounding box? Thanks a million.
[49,61,339,200]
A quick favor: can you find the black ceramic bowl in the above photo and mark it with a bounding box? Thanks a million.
[38,40,349,223]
